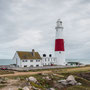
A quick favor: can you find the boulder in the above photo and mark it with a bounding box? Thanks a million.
[58,80,68,85]
[42,76,51,80]
[23,86,29,90]
[53,81,64,89]
[76,83,82,85]
[0,77,7,83]
[28,77,37,83]
[58,75,80,86]
[66,75,77,82]
[42,73,48,76]
[66,75,77,85]
[46,76,51,80]
[48,88,55,90]
[32,86,39,90]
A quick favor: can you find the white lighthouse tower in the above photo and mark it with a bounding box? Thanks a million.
[55,19,65,65]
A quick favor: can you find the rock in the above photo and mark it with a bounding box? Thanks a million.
[53,81,64,89]
[32,86,38,90]
[66,75,77,85]
[28,77,37,83]
[67,80,77,85]
[23,86,29,90]
[0,77,7,83]
[58,80,68,85]
[76,82,82,85]
[48,88,55,90]
[26,78,29,81]
[46,76,51,80]
[42,73,48,76]
[66,75,77,82]
[42,76,51,80]
[58,75,79,86]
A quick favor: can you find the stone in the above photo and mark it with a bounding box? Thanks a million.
[23,86,29,90]
[48,88,55,90]
[42,76,51,80]
[28,77,37,83]
[0,77,7,83]
[42,73,48,76]
[66,75,77,85]
[58,80,68,85]
[66,75,77,82]
[32,86,38,90]
[45,76,51,80]
[76,83,82,85]
[58,75,79,86]
[53,81,64,89]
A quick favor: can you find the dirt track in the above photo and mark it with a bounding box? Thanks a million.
[0,71,52,77]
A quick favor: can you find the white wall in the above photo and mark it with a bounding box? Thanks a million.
[55,51,66,65]
[13,52,42,67]
[42,57,57,66]
[13,52,21,67]
[21,59,42,67]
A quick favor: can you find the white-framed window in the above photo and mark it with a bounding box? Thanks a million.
[23,60,27,62]
[24,65,27,67]
[45,58,46,62]
[36,60,40,62]
[30,60,33,62]
[36,65,39,67]
[30,65,33,67]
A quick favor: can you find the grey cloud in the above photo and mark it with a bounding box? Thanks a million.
[0,0,90,59]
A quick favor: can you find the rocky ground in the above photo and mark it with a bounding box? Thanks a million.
[0,66,90,90]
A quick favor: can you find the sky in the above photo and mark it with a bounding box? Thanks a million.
[0,0,90,59]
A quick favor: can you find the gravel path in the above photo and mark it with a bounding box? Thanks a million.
[0,71,52,77]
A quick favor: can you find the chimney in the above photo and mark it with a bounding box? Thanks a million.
[32,49,35,56]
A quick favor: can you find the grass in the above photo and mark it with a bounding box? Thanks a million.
[30,82,45,89]
[67,85,90,90]
[75,76,90,86]
[0,85,6,88]
[0,66,90,90]
[0,70,14,75]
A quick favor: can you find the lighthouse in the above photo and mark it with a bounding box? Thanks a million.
[55,19,65,65]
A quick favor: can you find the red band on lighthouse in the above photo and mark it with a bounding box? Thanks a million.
[55,39,64,51]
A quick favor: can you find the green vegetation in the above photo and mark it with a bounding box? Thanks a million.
[30,82,44,89]
[0,85,6,88]
[18,88,23,90]
[0,66,90,90]
[67,86,90,90]
[0,70,14,75]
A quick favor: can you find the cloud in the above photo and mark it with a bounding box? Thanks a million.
[0,0,90,59]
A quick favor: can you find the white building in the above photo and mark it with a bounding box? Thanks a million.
[42,54,57,66]
[13,49,42,67]
[13,19,66,67]
[55,19,66,65]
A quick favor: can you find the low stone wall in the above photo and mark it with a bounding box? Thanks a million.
[8,65,76,71]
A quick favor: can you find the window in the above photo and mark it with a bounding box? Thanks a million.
[36,65,39,67]
[23,60,27,62]
[24,65,27,67]
[36,60,40,62]
[30,65,33,67]
[51,58,52,61]
[30,60,33,62]
[59,52,61,54]
[45,58,46,61]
